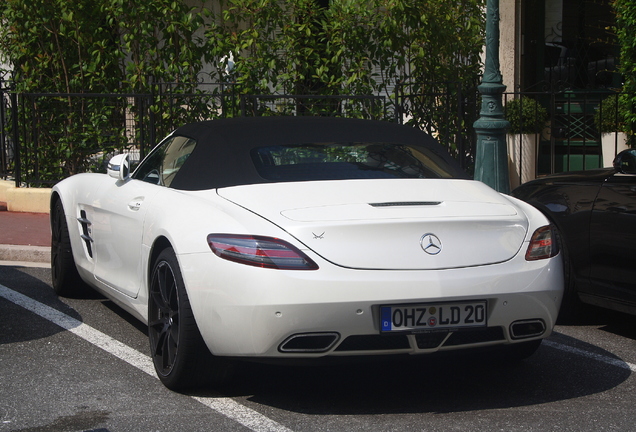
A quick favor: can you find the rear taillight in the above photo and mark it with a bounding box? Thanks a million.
[207,234,319,270]
[525,225,559,261]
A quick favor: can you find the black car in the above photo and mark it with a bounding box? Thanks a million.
[512,149,636,320]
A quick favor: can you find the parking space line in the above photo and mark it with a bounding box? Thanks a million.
[544,339,636,372]
[0,284,293,432]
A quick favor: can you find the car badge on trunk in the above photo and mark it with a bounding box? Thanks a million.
[420,233,442,255]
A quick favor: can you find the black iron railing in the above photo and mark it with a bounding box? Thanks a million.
[0,83,632,188]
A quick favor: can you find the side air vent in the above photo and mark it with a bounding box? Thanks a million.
[77,210,93,258]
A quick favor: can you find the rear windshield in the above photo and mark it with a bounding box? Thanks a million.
[251,142,456,181]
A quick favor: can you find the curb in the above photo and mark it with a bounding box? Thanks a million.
[0,245,50,264]
[0,180,51,214]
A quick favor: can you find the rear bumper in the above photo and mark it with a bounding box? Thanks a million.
[180,250,563,357]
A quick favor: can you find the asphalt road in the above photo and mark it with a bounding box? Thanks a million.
[1,264,635,432]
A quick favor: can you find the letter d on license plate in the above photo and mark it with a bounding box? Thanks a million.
[380,301,487,332]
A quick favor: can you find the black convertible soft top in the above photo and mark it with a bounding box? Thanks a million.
[164,116,467,190]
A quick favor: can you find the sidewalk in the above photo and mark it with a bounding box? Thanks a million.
[0,208,51,265]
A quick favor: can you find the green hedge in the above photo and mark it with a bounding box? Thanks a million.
[614,0,636,144]
[1,0,486,182]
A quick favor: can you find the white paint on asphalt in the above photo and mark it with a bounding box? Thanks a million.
[192,397,292,432]
[4,282,635,430]
[543,339,636,372]
[0,260,50,269]
[0,284,293,432]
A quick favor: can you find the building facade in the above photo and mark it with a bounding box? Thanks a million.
[500,0,623,186]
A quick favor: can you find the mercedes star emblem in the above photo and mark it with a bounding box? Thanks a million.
[420,233,442,255]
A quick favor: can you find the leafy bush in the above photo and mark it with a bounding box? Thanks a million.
[594,94,626,133]
[204,0,485,135]
[504,97,548,134]
[0,0,212,184]
[614,0,636,144]
[1,0,487,184]
[204,0,484,99]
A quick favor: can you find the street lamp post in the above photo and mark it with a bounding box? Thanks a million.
[473,0,510,193]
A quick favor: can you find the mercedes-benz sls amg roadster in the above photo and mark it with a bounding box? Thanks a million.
[51,116,563,390]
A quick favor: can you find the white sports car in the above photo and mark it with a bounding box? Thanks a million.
[51,116,563,390]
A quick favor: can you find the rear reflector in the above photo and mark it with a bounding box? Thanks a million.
[207,234,319,270]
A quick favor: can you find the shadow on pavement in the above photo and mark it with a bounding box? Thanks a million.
[194,334,631,415]
[560,304,636,341]
[3,265,631,416]
[0,266,87,344]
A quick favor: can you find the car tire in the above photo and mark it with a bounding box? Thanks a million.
[148,247,233,390]
[556,234,585,324]
[50,199,86,297]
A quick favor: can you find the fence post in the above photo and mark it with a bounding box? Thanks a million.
[137,95,145,160]
[148,94,155,155]
[0,82,6,179]
[11,92,20,187]
[394,82,403,124]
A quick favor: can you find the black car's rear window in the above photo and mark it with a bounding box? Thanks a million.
[251,142,456,181]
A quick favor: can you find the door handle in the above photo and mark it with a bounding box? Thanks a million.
[128,198,144,211]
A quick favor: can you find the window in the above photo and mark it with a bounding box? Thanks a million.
[133,136,197,187]
[251,142,456,182]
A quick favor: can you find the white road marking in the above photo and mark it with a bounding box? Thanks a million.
[543,339,636,372]
[0,284,293,432]
[0,261,50,269]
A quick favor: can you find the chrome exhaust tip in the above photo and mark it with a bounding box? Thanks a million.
[510,319,546,340]
[278,332,340,353]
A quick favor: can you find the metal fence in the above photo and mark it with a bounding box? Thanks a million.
[0,86,13,183]
[0,83,237,186]
[0,86,397,187]
[395,81,481,172]
[0,82,631,188]
[240,94,389,120]
[502,90,633,188]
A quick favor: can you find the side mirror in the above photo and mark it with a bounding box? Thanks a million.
[613,149,636,175]
[107,153,131,181]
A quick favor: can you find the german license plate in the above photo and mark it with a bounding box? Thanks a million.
[380,301,487,332]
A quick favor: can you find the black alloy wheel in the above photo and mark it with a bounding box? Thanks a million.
[148,257,181,379]
[555,236,586,324]
[148,247,233,390]
[50,199,85,296]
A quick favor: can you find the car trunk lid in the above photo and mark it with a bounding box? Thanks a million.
[217,179,528,270]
